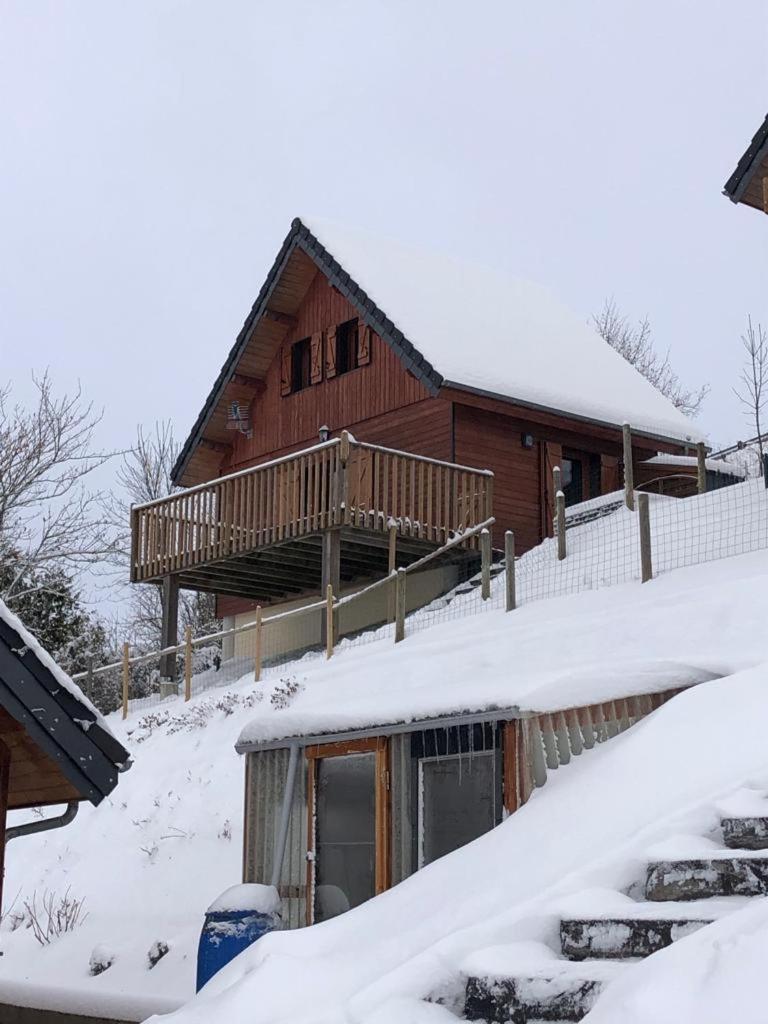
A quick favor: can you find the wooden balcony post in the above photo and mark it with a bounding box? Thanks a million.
[623,423,635,511]
[321,530,340,648]
[505,530,516,611]
[159,575,179,689]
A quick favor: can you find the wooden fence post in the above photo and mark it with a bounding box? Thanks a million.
[184,626,192,702]
[480,528,492,600]
[254,606,262,681]
[394,568,407,643]
[121,642,130,721]
[623,423,635,510]
[638,492,653,582]
[505,530,516,611]
[556,491,566,561]
[387,523,397,623]
[85,654,95,703]
[697,442,707,494]
[326,585,334,659]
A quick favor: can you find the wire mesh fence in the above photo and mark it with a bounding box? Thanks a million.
[76,475,768,719]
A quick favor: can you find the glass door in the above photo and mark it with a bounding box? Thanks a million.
[308,739,389,924]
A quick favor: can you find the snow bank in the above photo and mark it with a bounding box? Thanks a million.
[5,546,768,1020]
[154,660,768,1024]
[302,217,701,445]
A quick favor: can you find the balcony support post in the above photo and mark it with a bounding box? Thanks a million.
[320,529,340,647]
[159,575,180,695]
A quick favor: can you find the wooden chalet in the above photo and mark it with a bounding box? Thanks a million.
[131,217,701,666]
[0,602,130,909]
[724,112,768,215]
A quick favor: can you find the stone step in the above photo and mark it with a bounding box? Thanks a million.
[722,816,768,850]
[560,916,710,960]
[646,855,768,901]
[464,961,625,1022]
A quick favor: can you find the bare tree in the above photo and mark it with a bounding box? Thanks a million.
[734,315,768,467]
[0,373,118,607]
[592,299,709,417]
[107,421,219,650]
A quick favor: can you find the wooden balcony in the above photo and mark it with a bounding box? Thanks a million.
[130,435,494,602]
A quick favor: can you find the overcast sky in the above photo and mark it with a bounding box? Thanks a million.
[1,0,767,469]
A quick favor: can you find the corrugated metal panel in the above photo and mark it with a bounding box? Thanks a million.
[243,749,307,929]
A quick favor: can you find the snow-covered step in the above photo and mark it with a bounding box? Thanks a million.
[560,916,710,960]
[464,959,626,1022]
[646,853,768,901]
[721,816,768,850]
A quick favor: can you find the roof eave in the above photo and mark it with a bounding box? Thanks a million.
[441,380,700,448]
[723,113,768,204]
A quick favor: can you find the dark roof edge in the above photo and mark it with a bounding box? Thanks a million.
[0,616,131,805]
[442,380,699,447]
[172,218,443,486]
[724,112,768,203]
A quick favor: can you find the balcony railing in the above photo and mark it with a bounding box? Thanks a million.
[130,434,494,583]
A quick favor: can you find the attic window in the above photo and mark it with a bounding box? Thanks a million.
[335,319,359,376]
[291,338,311,392]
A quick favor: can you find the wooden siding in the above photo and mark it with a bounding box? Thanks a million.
[223,272,435,473]
[454,404,542,552]
[0,707,81,809]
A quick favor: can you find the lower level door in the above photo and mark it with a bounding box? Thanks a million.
[314,751,376,922]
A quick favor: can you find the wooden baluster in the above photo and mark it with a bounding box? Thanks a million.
[298,455,306,535]
[373,450,380,531]
[409,459,416,536]
[426,464,434,541]
[444,467,451,540]
[320,448,328,530]
[382,452,390,526]
[312,450,320,531]
[421,462,428,540]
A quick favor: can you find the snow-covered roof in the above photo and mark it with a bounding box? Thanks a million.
[304,217,703,445]
[644,454,746,477]
[0,598,130,802]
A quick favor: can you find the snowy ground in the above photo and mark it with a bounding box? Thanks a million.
[2,542,768,1021]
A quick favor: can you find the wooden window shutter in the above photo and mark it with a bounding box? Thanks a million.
[326,325,338,379]
[280,346,292,396]
[357,322,371,366]
[310,332,323,384]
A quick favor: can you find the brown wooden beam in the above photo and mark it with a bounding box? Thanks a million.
[229,373,266,393]
[264,308,298,327]
[200,438,231,454]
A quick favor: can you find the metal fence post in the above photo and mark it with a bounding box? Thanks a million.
[556,491,566,561]
[623,423,635,510]
[505,530,516,611]
[763,453,768,490]
[394,568,407,643]
[480,528,492,600]
[697,442,707,495]
[638,492,653,582]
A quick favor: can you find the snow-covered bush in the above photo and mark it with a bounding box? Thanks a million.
[147,940,169,969]
[89,944,116,976]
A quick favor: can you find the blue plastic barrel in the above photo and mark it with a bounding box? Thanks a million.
[196,884,281,992]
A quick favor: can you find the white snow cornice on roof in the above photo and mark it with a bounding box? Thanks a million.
[302,217,703,445]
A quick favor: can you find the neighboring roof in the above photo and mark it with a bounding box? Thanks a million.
[0,600,131,805]
[173,217,701,484]
[723,112,768,210]
[644,454,746,477]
